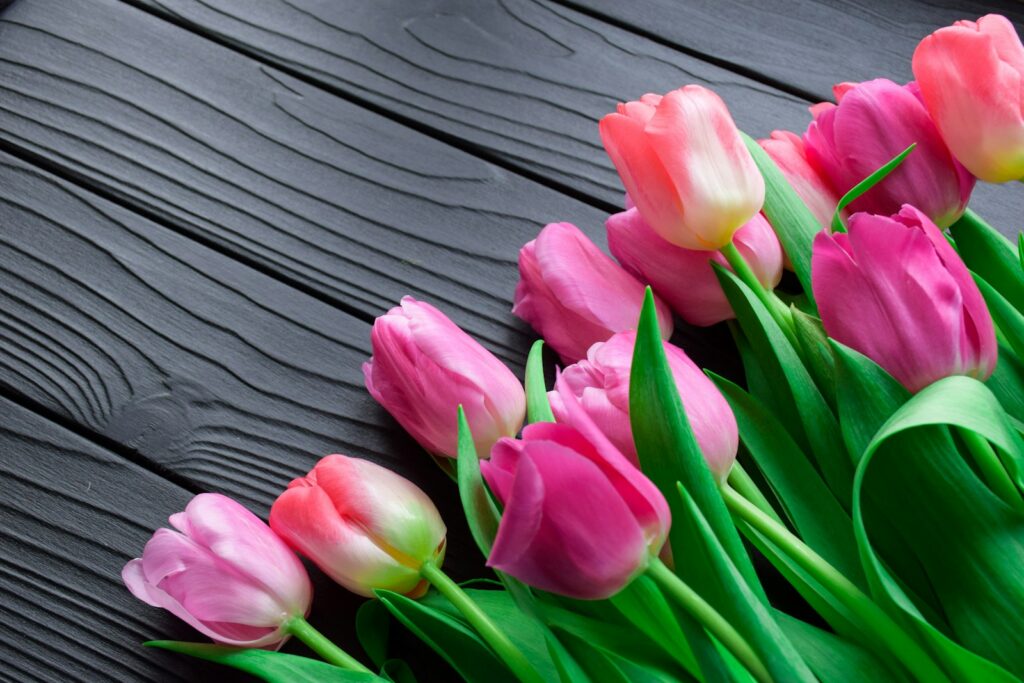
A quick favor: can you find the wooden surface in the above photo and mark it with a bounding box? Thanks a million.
[0,0,1020,681]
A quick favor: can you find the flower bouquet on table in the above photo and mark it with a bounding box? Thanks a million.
[123,13,1024,683]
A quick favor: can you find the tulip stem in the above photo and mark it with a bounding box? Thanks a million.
[958,426,1024,513]
[645,558,772,683]
[420,561,545,683]
[719,240,796,343]
[720,484,951,683]
[283,615,372,673]
[727,463,785,526]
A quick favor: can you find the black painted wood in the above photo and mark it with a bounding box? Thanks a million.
[127,0,1023,234]
[0,0,609,371]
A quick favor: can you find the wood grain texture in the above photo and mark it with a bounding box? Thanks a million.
[0,0,614,370]
[0,151,482,584]
[128,0,1023,233]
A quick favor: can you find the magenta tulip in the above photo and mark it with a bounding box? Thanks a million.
[364,297,525,459]
[607,208,783,327]
[548,330,738,480]
[813,205,997,392]
[759,130,842,230]
[122,494,312,648]
[804,79,975,229]
[913,14,1024,182]
[271,455,446,598]
[482,377,671,599]
[513,221,673,363]
[600,86,765,250]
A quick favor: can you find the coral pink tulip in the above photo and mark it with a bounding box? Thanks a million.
[913,14,1024,183]
[482,377,670,600]
[513,222,672,363]
[813,205,997,392]
[804,79,974,228]
[548,330,738,480]
[600,85,765,250]
[122,494,312,648]
[607,208,783,327]
[364,297,525,459]
[759,130,842,230]
[271,455,446,598]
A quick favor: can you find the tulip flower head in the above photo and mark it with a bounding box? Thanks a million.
[122,493,312,648]
[600,85,765,251]
[759,130,842,231]
[804,79,975,228]
[270,454,446,598]
[813,205,997,392]
[607,208,783,327]
[913,14,1024,183]
[482,377,671,600]
[364,297,525,459]
[513,221,673,363]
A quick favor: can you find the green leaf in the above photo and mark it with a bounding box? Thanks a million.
[145,642,383,682]
[710,373,862,586]
[988,342,1024,423]
[456,406,501,556]
[773,612,907,683]
[609,575,700,677]
[951,209,1024,314]
[853,376,1024,679]
[830,144,915,234]
[741,132,821,302]
[790,308,836,410]
[716,265,853,509]
[356,600,391,669]
[375,590,516,683]
[976,273,1024,361]
[525,339,555,423]
[673,484,816,682]
[380,660,417,683]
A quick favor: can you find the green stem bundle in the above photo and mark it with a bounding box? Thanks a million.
[720,240,796,344]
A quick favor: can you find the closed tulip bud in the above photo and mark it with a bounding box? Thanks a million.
[270,455,446,598]
[913,14,1024,183]
[513,222,673,363]
[600,85,765,250]
[813,205,997,392]
[759,130,842,231]
[364,297,525,459]
[804,79,975,228]
[607,208,783,327]
[548,330,738,480]
[482,377,670,600]
[122,494,312,648]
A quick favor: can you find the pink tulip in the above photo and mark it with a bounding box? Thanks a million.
[607,208,783,327]
[122,494,312,648]
[364,297,525,459]
[513,222,673,363]
[913,14,1024,183]
[547,330,738,480]
[759,130,842,230]
[813,205,997,392]
[482,377,670,599]
[803,79,975,229]
[600,86,765,250]
[270,455,446,598]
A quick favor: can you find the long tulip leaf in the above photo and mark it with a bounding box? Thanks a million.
[951,209,1024,314]
[524,340,555,423]
[144,642,383,682]
[456,407,501,556]
[830,144,915,234]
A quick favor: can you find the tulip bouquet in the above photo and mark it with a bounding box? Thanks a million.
[123,13,1024,683]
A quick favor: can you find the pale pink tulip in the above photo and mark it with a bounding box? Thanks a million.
[803,79,974,228]
[122,494,311,648]
[364,297,525,458]
[482,377,670,599]
[270,455,446,598]
[813,205,997,392]
[913,14,1024,182]
[607,208,783,327]
[600,86,765,250]
[513,222,672,363]
[759,130,842,230]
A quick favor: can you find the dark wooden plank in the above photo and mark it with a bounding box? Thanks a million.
[128,0,1023,234]
[0,0,609,369]
[0,397,242,682]
[0,151,481,584]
